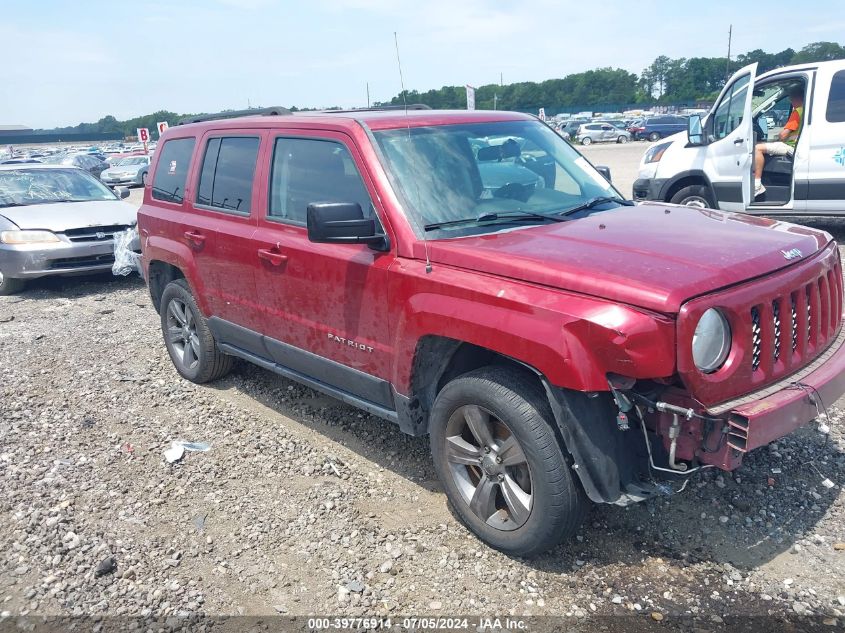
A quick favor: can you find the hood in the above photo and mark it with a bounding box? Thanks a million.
[0,200,137,232]
[420,202,832,313]
[103,164,144,176]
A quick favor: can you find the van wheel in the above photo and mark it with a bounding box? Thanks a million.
[429,367,587,557]
[0,270,25,296]
[648,132,661,142]
[617,135,628,144]
[580,137,592,145]
[670,185,716,209]
[160,278,233,383]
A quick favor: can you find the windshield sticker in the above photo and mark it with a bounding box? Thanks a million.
[574,156,612,188]
[169,160,177,174]
[834,147,845,167]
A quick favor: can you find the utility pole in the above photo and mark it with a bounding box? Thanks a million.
[725,24,732,80]
[366,82,370,108]
[500,72,503,87]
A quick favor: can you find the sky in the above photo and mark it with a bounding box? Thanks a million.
[2,0,844,129]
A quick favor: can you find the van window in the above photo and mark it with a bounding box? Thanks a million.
[196,136,260,214]
[152,137,195,203]
[711,74,750,140]
[827,70,845,123]
[268,137,373,225]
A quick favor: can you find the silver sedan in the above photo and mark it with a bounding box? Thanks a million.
[0,164,138,294]
[100,155,152,187]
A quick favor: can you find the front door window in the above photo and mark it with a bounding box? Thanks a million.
[711,74,750,140]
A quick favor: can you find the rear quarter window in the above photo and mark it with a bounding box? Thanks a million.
[827,70,845,123]
[152,137,196,204]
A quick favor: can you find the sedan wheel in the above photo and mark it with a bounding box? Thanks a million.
[580,137,592,146]
[617,135,629,144]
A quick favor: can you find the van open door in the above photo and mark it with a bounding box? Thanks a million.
[695,63,757,211]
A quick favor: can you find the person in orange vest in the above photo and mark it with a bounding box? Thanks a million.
[754,83,804,198]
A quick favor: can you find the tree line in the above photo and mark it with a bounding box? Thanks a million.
[36,40,845,135]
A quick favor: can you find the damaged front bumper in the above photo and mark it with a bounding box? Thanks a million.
[651,323,845,471]
[0,234,139,279]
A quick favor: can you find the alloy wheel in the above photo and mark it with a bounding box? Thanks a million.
[165,298,200,370]
[444,404,533,531]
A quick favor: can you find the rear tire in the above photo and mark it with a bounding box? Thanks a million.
[160,278,233,383]
[429,367,587,557]
[580,137,592,146]
[648,132,661,142]
[617,135,629,144]
[0,270,25,296]
[670,184,716,209]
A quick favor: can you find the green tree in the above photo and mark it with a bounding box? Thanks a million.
[791,41,845,64]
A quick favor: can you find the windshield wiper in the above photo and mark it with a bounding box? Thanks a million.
[424,210,565,232]
[558,196,635,217]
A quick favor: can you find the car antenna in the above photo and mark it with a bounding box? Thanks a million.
[394,31,432,274]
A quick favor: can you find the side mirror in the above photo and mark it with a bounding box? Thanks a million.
[115,186,130,199]
[595,165,612,182]
[306,202,388,250]
[687,114,705,146]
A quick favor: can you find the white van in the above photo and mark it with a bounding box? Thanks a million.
[633,59,845,214]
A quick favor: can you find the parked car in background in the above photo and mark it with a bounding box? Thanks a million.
[0,165,137,294]
[0,158,42,165]
[101,155,152,187]
[42,153,108,179]
[558,119,589,140]
[575,123,631,145]
[629,115,688,141]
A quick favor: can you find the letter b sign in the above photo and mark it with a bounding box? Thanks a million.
[137,128,150,143]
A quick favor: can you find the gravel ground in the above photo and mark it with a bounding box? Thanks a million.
[1,269,844,629]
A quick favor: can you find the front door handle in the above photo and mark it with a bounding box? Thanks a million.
[183,230,206,246]
[257,247,288,266]
[733,138,744,145]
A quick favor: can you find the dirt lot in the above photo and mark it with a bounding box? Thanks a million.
[2,157,845,630]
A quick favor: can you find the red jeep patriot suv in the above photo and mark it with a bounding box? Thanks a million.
[138,107,845,557]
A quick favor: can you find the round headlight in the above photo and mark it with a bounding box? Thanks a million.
[692,308,731,373]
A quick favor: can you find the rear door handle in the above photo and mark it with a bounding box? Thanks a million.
[257,247,288,266]
[183,230,206,246]
[734,138,744,145]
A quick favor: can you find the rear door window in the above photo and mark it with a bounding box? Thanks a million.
[152,137,195,203]
[196,136,260,214]
[827,70,845,123]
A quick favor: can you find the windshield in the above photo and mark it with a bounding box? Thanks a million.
[373,120,623,237]
[113,157,147,166]
[0,168,118,207]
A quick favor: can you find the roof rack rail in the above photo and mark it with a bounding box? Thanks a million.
[177,106,290,125]
[302,104,431,114]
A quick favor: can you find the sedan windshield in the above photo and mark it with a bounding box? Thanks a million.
[0,168,118,207]
[114,157,148,167]
[373,120,624,237]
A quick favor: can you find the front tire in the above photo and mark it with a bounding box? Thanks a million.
[670,184,716,209]
[429,367,587,557]
[160,279,233,383]
[0,270,25,296]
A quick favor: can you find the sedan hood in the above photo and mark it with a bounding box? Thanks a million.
[421,202,832,313]
[0,200,137,232]
[103,165,143,177]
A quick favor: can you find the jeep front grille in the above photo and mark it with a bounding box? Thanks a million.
[750,268,842,374]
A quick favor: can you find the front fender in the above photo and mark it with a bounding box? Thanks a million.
[389,260,676,394]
